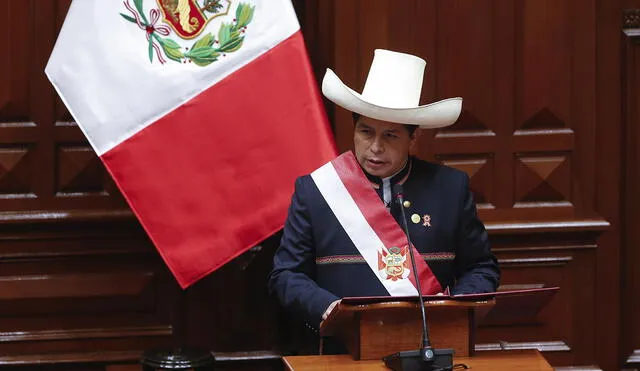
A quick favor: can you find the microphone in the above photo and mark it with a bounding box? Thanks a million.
[382,184,454,371]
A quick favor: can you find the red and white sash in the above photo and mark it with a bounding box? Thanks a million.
[310,152,442,296]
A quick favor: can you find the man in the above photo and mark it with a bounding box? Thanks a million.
[268,49,500,332]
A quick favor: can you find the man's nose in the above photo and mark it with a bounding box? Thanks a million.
[370,136,384,153]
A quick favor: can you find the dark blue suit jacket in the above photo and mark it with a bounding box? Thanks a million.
[268,156,500,327]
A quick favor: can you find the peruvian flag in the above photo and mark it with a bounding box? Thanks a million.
[45,0,337,288]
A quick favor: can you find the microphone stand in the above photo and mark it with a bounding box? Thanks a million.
[382,184,454,371]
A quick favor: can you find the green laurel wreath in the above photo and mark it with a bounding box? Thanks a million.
[121,2,255,66]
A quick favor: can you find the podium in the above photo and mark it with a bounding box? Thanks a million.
[318,288,558,362]
[320,299,491,360]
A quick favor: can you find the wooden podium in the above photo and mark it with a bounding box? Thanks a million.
[320,299,493,360]
[317,288,558,363]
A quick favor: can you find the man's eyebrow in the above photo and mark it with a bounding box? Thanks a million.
[356,122,373,129]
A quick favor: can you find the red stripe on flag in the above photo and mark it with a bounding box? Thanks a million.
[331,152,442,295]
[101,31,337,288]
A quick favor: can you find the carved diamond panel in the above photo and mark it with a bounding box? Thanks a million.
[0,146,33,196]
[437,155,493,206]
[521,108,567,130]
[56,146,108,196]
[436,1,495,136]
[443,110,491,132]
[515,154,571,203]
[517,0,572,131]
[55,102,75,123]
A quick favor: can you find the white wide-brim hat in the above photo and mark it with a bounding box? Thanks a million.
[322,49,462,129]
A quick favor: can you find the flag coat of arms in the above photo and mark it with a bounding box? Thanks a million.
[45,0,337,288]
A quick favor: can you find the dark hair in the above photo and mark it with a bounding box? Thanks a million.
[352,112,418,136]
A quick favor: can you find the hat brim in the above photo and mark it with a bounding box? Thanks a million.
[321,68,462,129]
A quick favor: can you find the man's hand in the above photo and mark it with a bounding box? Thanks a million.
[321,299,341,321]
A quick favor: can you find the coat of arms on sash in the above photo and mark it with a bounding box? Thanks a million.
[120,0,255,66]
[378,246,411,281]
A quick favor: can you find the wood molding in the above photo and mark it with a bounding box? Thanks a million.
[498,256,572,267]
[212,350,282,362]
[0,350,143,366]
[0,209,135,224]
[496,244,596,253]
[475,340,570,352]
[626,349,640,364]
[485,219,609,235]
[0,247,149,260]
[0,325,172,343]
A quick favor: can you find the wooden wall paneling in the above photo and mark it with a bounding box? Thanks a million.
[331,0,360,152]
[387,0,417,57]
[0,0,125,213]
[492,0,517,213]
[413,0,437,162]
[0,0,42,210]
[594,0,624,370]
[475,222,604,367]
[572,0,598,217]
[0,217,173,367]
[622,9,640,370]
[434,0,501,214]
[327,0,594,222]
[182,240,285,353]
[357,0,388,76]
[33,0,56,208]
[510,0,591,221]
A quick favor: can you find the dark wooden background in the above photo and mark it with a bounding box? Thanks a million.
[1,0,640,370]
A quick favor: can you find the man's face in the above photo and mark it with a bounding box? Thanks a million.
[353,116,418,178]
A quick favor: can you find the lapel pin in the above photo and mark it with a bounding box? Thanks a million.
[422,214,432,227]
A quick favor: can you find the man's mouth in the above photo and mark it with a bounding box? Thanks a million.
[367,159,386,167]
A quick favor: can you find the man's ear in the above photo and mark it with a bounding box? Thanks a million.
[409,128,421,149]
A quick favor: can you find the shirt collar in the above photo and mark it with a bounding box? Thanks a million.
[363,157,412,188]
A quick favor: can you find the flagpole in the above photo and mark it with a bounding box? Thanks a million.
[172,281,189,348]
[141,277,215,369]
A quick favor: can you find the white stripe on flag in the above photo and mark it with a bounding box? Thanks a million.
[311,162,418,296]
[45,0,299,156]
